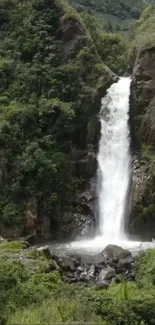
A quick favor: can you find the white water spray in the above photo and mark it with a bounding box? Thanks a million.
[98,77,131,240]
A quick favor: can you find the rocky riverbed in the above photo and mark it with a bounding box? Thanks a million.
[33,244,137,288]
[2,235,155,291]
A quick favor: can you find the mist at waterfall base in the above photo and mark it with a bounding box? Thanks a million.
[67,77,155,254]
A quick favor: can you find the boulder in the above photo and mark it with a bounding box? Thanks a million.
[77,266,83,273]
[94,280,109,290]
[57,256,76,272]
[79,271,88,282]
[101,245,132,261]
[98,267,115,281]
[81,253,106,265]
[87,265,96,279]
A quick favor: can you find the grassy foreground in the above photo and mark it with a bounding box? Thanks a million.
[0,241,155,325]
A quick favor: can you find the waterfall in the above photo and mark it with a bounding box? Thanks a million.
[98,77,131,240]
[69,76,155,253]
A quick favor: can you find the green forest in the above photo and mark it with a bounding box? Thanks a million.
[68,0,154,31]
[0,0,125,240]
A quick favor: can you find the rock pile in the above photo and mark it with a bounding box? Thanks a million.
[37,244,135,288]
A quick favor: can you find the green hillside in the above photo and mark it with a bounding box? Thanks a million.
[0,0,115,239]
[129,5,155,61]
[68,0,153,32]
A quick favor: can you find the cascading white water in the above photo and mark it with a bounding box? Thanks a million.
[98,77,131,240]
[67,76,155,253]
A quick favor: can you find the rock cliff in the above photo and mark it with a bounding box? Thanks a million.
[130,5,155,239]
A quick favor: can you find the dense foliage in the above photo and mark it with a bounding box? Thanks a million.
[70,0,149,19]
[68,0,153,32]
[1,242,155,325]
[81,12,128,73]
[0,0,113,235]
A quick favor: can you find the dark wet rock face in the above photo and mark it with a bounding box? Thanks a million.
[130,47,155,240]
[130,48,155,152]
[129,156,155,240]
[36,245,134,287]
[59,150,98,241]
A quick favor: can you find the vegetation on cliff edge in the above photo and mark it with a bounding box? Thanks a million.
[129,4,155,63]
